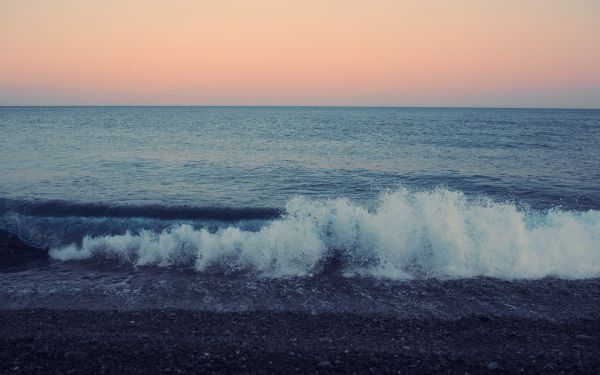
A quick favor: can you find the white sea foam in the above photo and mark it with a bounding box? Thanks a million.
[50,188,600,279]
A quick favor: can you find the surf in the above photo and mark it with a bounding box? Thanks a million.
[47,188,600,280]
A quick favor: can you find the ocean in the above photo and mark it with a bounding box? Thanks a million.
[1,106,600,314]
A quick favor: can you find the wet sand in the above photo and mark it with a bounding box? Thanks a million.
[1,309,599,374]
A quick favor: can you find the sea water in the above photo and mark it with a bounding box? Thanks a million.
[1,106,599,282]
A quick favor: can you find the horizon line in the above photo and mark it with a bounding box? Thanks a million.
[1,105,599,110]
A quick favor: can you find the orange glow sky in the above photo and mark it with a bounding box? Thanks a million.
[1,0,599,107]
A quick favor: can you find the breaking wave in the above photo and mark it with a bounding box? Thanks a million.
[49,188,600,280]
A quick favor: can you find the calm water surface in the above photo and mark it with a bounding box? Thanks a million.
[1,106,598,209]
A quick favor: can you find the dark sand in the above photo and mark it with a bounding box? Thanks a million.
[1,309,600,374]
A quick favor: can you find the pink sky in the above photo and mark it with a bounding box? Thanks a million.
[1,0,599,107]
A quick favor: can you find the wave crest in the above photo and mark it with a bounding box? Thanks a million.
[0,199,281,221]
[50,189,600,279]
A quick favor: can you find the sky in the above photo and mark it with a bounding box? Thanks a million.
[1,0,599,107]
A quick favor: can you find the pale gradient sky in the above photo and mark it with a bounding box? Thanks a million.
[1,0,599,107]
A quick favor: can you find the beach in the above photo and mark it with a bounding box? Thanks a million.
[2,309,600,374]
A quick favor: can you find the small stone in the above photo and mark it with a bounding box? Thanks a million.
[318,361,331,367]
[64,350,88,361]
[77,339,99,346]
[487,361,500,370]
[575,334,600,343]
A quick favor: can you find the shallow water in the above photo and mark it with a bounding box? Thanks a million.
[2,263,599,319]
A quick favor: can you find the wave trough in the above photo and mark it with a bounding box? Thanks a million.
[50,189,600,279]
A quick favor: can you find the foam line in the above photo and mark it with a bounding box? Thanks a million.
[50,188,600,279]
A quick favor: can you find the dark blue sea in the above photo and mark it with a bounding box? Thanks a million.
[1,106,599,314]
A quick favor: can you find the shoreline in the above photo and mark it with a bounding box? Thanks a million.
[2,309,599,374]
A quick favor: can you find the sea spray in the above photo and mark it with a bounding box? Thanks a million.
[50,188,600,279]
